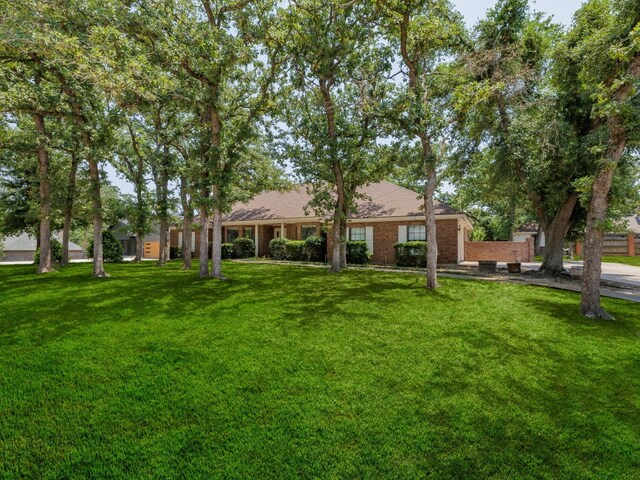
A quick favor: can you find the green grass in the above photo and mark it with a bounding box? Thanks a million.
[600,255,640,267]
[1,262,639,479]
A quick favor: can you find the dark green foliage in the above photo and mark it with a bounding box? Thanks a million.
[269,238,287,260]
[394,241,428,267]
[221,243,235,259]
[233,237,255,259]
[34,238,63,265]
[303,235,326,262]
[169,246,181,260]
[285,240,305,261]
[346,241,369,264]
[88,231,123,263]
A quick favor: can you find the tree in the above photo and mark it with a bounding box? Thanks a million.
[279,0,392,272]
[129,0,284,279]
[557,0,640,319]
[377,0,466,287]
[449,0,588,276]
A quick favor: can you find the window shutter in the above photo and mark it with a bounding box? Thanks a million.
[178,232,183,248]
[346,227,350,242]
[365,226,374,254]
[398,225,407,243]
[191,232,196,252]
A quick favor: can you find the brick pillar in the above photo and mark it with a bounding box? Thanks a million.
[576,240,582,256]
[526,237,534,262]
[629,233,635,256]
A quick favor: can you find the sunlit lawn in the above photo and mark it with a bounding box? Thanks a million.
[1,261,639,479]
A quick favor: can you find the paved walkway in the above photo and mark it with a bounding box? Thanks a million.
[460,260,640,287]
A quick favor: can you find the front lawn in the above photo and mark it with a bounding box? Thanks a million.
[1,262,639,479]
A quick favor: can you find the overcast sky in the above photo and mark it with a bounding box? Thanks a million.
[107,0,587,195]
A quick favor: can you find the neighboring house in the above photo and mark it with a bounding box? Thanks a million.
[513,223,545,255]
[111,221,163,259]
[170,181,473,265]
[0,232,84,262]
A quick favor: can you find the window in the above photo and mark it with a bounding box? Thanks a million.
[244,227,253,239]
[350,227,366,241]
[227,228,239,242]
[407,225,426,241]
[301,225,317,239]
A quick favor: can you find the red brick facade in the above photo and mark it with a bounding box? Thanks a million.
[171,217,466,265]
[464,238,534,263]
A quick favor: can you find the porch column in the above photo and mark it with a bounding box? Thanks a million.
[281,222,285,239]
[255,224,259,257]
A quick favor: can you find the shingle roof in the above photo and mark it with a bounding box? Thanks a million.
[2,232,83,252]
[224,181,463,222]
[516,222,539,233]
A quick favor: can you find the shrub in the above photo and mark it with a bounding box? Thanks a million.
[34,238,63,265]
[285,240,306,261]
[169,246,182,260]
[394,241,427,267]
[346,241,369,264]
[269,238,287,260]
[88,230,123,262]
[221,243,235,259]
[233,237,255,258]
[303,235,326,262]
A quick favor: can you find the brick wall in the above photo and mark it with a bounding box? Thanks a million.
[326,218,460,265]
[464,238,533,262]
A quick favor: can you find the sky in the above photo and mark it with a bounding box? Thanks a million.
[106,0,586,195]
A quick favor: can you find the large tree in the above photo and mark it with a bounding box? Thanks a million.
[377,0,466,288]
[557,0,640,319]
[280,0,392,272]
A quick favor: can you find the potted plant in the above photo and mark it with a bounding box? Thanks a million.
[507,251,521,273]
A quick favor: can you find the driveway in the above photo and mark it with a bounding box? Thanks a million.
[461,260,640,288]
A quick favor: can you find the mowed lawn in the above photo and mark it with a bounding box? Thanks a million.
[1,262,639,479]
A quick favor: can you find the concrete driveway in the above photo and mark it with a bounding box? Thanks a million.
[461,260,640,288]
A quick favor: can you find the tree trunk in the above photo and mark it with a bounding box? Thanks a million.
[180,175,193,270]
[156,146,170,266]
[339,204,348,269]
[88,156,107,277]
[424,164,438,289]
[580,54,639,319]
[135,233,143,263]
[158,219,168,266]
[33,112,54,274]
[198,208,209,278]
[182,213,193,270]
[580,127,627,320]
[534,223,543,256]
[539,193,577,276]
[61,152,79,266]
[210,203,224,279]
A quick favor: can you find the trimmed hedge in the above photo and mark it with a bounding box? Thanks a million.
[394,241,427,267]
[221,243,235,259]
[346,241,369,264]
[269,238,287,260]
[285,240,306,261]
[233,237,255,258]
[303,236,326,262]
[34,238,63,265]
[88,231,123,263]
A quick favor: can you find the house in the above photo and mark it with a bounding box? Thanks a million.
[111,221,164,259]
[170,181,473,265]
[0,232,84,262]
[513,223,545,255]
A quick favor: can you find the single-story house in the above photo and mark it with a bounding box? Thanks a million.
[169,181,473,265]
[0,232,84,262]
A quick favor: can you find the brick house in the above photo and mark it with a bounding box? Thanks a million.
[169,181,473,265]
